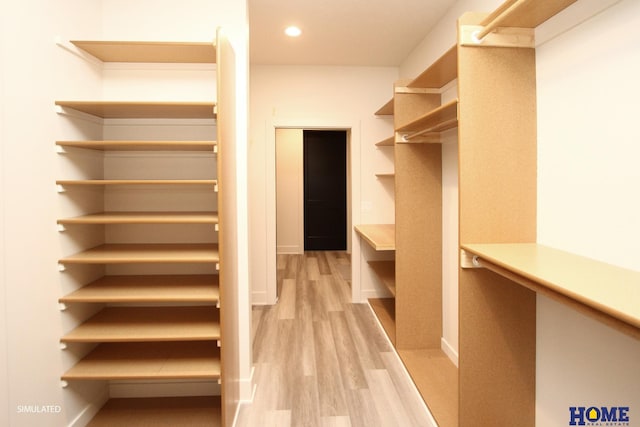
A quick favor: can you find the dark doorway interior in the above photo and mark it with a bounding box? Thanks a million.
[303,130,347,251]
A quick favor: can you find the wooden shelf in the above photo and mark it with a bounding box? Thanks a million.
[397,348,458,427]
[354,224,395,251]
[57,179,217,187]
[375,136,394,147]
[369,298,396,344]
[407,45,457,89]
[461,243,640,336]
[396,99,458,139]
[60,275,219,303]
[87,396,221,427]
[368,261,396,296]
[62,341,220,380]
[61,306,220,343]
[57,140,216,151]
[59,244,219,265]
[71,40,216,64]
[55,101,216,119]
[58,211,219,225]
[375,98,394,116]
[480,0,578,30]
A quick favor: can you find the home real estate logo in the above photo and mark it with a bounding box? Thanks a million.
[570,406,630,426]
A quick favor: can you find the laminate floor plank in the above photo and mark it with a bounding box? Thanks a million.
[314,320,349,416]
[328,311,368,390]
[237,251,433,427]
[364,369,415,427]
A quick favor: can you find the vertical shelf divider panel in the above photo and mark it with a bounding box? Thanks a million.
[457,10,537,427]
[393,82,443,350]
[393,65,458,427]
[215,28,240,427]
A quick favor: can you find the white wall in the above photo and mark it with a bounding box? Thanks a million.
[399,0,503,79]
[249,65,398,305]
[0,1,103,426]
[535,0,640,424]
[275,129,304,254]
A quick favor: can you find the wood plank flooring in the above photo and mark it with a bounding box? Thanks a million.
[236,251,433,427]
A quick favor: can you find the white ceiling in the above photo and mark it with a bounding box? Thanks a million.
[249,0,458,66]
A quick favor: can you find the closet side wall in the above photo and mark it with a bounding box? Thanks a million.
[535,1,640,424]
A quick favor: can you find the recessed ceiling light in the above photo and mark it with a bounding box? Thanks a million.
[285,26,302,37]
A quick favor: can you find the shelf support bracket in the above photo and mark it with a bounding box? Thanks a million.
[459,25,534,48]
[460,249,483,269]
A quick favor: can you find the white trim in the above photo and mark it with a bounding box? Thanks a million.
[441,337,459,368]
[238,366,256,402]
[276,245,303,255]
[66,389,108,427]
[266,117,362,305]
[251,290,268,306]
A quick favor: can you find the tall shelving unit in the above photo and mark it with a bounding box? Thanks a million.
[356,45,458,426]
[456,1,639,425]
[56,39,230,426]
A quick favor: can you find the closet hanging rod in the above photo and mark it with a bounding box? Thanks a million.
[403,118,458,141]
[476,0,527,41]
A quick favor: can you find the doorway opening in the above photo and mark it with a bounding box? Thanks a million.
[275,128,351,297]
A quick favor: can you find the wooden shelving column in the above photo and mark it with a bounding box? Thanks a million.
[392,46,459,427]
[56,40,225,426]
[456,1,581,426]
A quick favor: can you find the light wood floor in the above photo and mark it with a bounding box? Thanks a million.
[235,251,433,427]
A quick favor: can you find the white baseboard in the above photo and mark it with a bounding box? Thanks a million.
[276,245,302,254]
[251,290,268,305]
[359,288,391,302]
[67,390,108,427]
[239,366,256,402]
[441,337,459,368]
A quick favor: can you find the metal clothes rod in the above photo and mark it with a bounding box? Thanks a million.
[477,0,528,41]
[404,118,458,141]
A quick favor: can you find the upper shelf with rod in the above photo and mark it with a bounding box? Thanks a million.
[395,99,458,143]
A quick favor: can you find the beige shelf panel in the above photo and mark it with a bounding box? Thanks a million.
[481,0,578,30]
[354,224,395,251]
[71,40,216,64]
[87,396,221,427]
[59,244,219,264]
[462,243,640,336]
[60,275,219,303]
[407,45,457,89]
[369,298,396,345]
[375,136,394,147]
[55,101,216,119]
[396,99,458,137]
[63,341,221,380]
[57,140,216,151]
[61,306,220,343]
[375,98,394,116]
[58,211,219,225]
[57,179,217,187]
[368,261,396,296]
[398,348,458,427]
